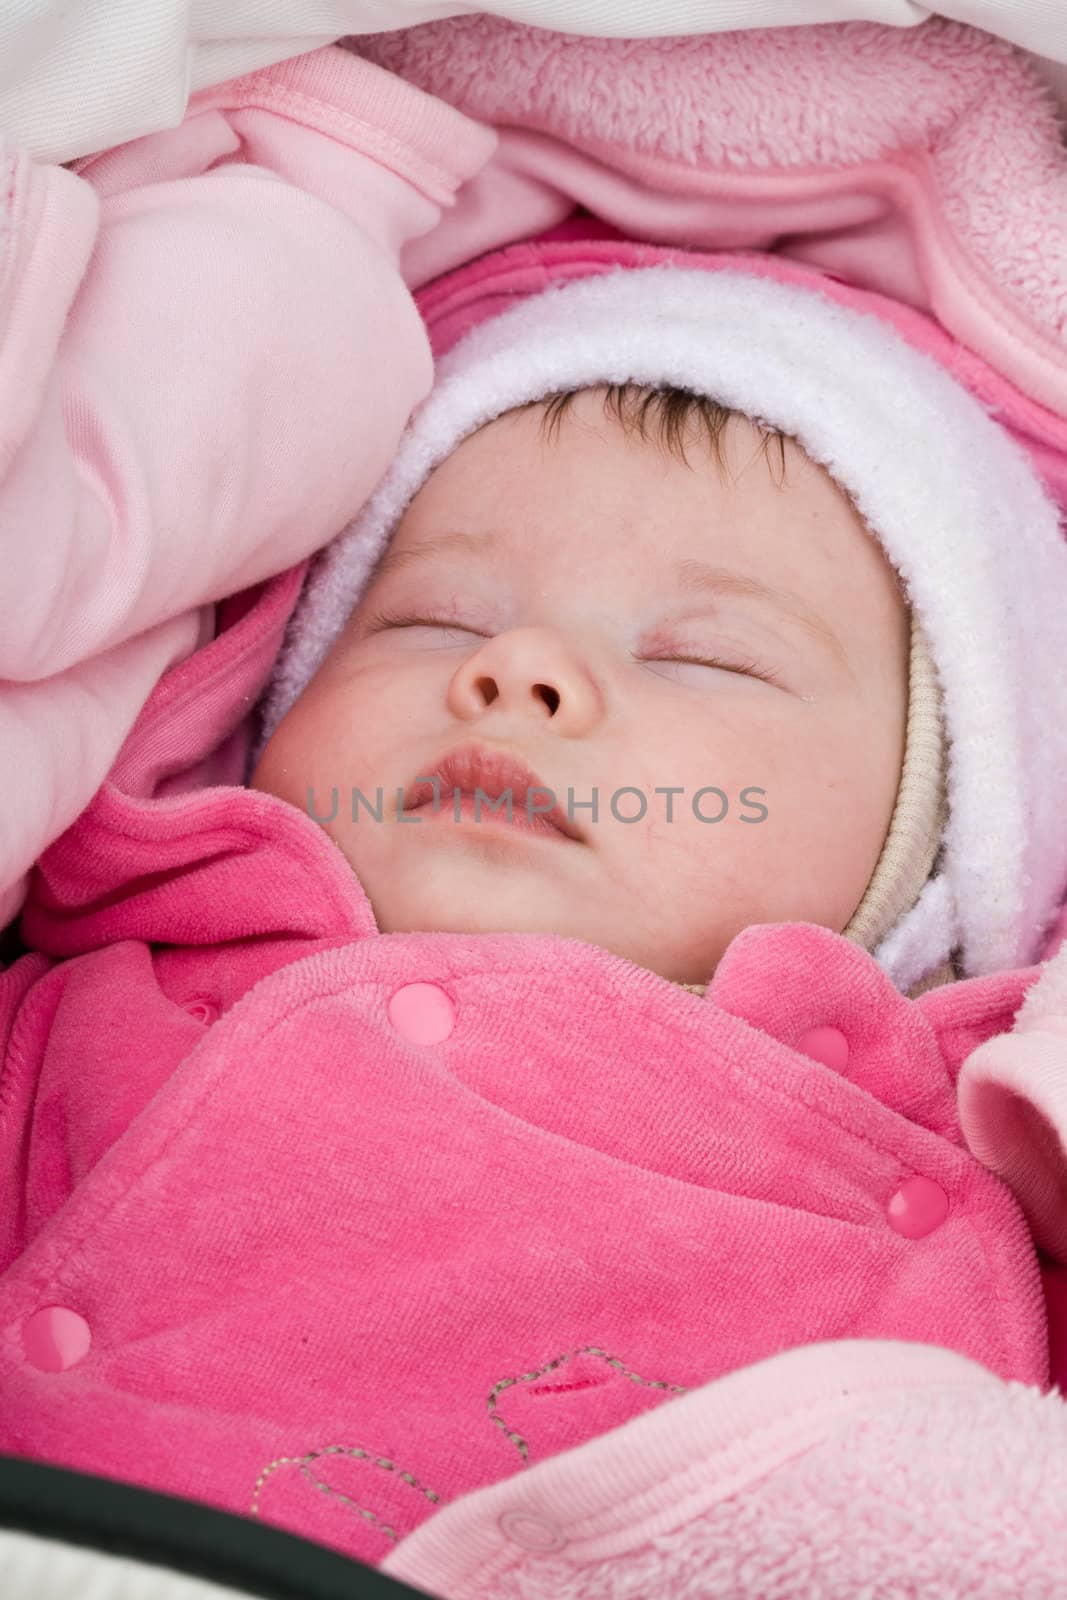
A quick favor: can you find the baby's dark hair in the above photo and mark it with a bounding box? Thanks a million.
[511,381,908,603]
[509,382,793,487]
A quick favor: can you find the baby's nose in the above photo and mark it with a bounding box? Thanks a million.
[446,626,602,732]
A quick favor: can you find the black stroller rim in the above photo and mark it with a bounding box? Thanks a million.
[0,1453,437,1600]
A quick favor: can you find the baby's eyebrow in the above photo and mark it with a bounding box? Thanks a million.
[369,530,495,582]
[370,534,846,667]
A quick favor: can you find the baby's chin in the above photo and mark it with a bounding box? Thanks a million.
[347,837,719,983]
[371,883,574,942]
[353,824,587,938]
[366,877,692,982]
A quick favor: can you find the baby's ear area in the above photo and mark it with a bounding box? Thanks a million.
[958,943,1067,1264]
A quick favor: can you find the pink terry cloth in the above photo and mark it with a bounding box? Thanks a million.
[351,14,1067,416]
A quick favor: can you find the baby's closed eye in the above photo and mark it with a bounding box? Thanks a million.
[635,651,783,688]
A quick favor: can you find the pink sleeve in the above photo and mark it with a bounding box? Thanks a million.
[0,948,52,1266]
[958,946,1067,1264]
[1,46,497,684]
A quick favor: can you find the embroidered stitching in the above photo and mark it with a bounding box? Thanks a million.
[488,1345,689,1462]
[250,1444,442,1541]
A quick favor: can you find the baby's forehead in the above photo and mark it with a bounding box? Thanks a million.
[372,389,896,595]
[416,393,797,518]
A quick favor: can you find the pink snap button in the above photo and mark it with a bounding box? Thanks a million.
[498,1511,568,1553]
[23,1306,92,1372]
[184,998,218,1025]
[887,1175,950,1239]
[387,983,456,1045]
[796,1025,850,1073]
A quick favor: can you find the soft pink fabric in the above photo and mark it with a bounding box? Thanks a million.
[380,1339,1067,1599]
[0,559,1052,1584]
[7,17,1067,933]
[3,23,1067,1597]
[414,226,1067,520]
[0,46,497,930]
[957,937,1067,1266]
[351,16,1067,414]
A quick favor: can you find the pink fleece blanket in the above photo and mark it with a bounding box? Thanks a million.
[351,14,1067,419]
[383,1339,1067,1598]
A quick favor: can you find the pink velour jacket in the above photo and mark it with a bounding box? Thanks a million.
[6,25,1067,1598]
[0,545,1063,1581]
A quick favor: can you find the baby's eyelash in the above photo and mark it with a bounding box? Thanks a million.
[369,610,781,687]
[664,653,783,687]
[367,607,477,634]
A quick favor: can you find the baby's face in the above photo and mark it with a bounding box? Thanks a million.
[252,389,909,985]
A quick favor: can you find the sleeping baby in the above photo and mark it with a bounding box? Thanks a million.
[251,379,919,995]
[251,260,1063,1003]
[3,61,1067,1577]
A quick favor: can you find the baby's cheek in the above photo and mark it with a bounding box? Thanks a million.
[719,739,859,921]
[252,692,346,819]
[821,716,903,861]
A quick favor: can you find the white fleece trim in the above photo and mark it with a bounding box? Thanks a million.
[872,874,957,993]
[256,265,1067,985]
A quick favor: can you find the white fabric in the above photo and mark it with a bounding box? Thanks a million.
[0,1528,248,1600]
[257,265,1067,991]
[1,1,1067,164]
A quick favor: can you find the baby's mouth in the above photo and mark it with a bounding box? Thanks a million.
[401,742,586,842]
[408,787,577,841]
